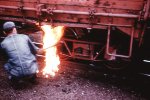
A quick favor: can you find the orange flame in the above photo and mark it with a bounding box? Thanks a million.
[41,25,64,78]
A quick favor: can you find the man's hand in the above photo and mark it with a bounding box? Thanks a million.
[37,49,45,55]
[37,43,58,55]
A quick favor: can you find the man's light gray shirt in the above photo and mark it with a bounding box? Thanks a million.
[1,34,39,77]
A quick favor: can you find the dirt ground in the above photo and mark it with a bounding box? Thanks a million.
[0,53,150,100]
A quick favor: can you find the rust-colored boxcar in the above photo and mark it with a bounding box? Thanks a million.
[0,0,150,70]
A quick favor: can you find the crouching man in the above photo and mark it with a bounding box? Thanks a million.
[1,21,44,87]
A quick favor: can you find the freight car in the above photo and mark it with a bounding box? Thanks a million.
[0,0,150,70]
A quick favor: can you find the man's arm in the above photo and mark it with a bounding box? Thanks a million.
[27,36,45,55]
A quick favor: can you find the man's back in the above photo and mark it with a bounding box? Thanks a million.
[1,34,39,77]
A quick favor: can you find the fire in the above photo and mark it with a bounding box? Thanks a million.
[41,25,64,78]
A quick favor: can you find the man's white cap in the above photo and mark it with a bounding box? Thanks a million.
[3,21,16,30]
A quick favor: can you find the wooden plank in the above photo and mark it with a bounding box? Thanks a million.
[0,0,145,10]
[0,0,37,3]
[39,0,144,10]
[0,1,37,7]
[0,2,141,16]
[0,1,20,6]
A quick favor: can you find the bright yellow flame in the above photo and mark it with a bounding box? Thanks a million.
[41,25,64,77]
